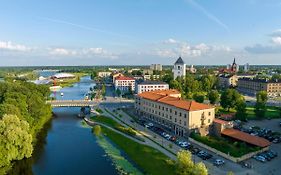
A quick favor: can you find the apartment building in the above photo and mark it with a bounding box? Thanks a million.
[98,71,111,78]
[135,81,169,94]
[150,64,163,71]
[237,78,281,96]
[218,74,238,88]
[114,76,135,92]
[135,90,215,137]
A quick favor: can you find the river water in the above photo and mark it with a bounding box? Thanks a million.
[9,75,119,175]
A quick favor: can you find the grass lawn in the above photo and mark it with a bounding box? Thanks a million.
[246,106,280,119]
[101,126,175,175]
[190,133,260,157]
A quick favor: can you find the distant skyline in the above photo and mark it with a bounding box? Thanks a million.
[1,0,281,66]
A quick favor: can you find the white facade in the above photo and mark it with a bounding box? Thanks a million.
[172,57,186,79]
[244,63,250,72]
[114,77,135,92]
[150,64,162,71]
[136,81,169,94]
[98,72,111,77]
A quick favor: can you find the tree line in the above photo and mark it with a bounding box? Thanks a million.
[0,81,52,173]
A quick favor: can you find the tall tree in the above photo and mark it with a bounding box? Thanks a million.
[235,99,247,121]
[0,114,33,167]
[220,89,242,111]
[208,90,219,104]
[255,91,268,118]
[193,92,205,103]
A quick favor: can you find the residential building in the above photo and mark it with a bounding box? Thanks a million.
[218,74,238,88]
[187,65,197,73]
[237,78,281,96]
[114,76,135,93]
[135,90,215,137]
[172,57,186,79]
[135,80,169,94]
[244,63,250,72]
[150,64,162,71]
[98,71,111,78]
[143,69,153,75]
[112,73,124,83]
[143,74,161,80]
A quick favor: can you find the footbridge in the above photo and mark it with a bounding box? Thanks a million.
[46,100,134,107]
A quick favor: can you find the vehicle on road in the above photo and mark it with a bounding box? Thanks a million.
[213,159,225,166]
[253,155,266,162]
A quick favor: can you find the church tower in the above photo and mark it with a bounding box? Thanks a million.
[172,56,186,79]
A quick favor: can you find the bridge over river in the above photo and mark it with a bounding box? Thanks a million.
[46,99,134,107]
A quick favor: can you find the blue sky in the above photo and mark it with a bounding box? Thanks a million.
[0,0,281,66]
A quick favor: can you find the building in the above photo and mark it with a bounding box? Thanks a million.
[143,74,161,80]
[112,73,124,83]
[114,76,135,93]
[172,57,186,79]
[237,78,281,96]
[244,63,250,72]
[135,90,215,137]
[187,65,197,73]
[98,72,111,78]
[218,74,238,88]
[135,80,169,94]
[51,73,75,79]
[150,64,162,71]
[220,58,239,73]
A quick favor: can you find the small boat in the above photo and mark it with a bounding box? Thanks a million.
[60,92,64,96]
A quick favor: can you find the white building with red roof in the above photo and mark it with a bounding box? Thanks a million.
[114,76,135,93]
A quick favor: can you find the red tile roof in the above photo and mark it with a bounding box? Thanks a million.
[138,90,213,111]
[221,129,271,147]
[115,76,135,81]
[213,118,229,125]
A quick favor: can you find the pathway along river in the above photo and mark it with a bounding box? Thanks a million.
[9,76,121,175]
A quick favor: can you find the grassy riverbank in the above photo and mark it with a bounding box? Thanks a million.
[100,126,175,175]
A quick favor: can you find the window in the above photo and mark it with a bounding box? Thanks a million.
[170,116,172,120]
[208,112,211,116]
[179,112,182,117]
[175,111,177,115]
[184,121,186,126]
[184,114,187,118]
[170,109,172,113]
[179,120,181,124]
[208,119,211,123]
[175,118,177,122]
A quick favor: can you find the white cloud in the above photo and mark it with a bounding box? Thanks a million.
[163,38,178,44]
[49,48,77,56]
[154,39,231,58]
[272,37,281,45]
[0,41,31,52]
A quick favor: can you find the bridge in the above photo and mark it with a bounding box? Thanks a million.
[46,100,134,107]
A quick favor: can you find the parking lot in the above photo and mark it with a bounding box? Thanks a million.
[138,116,281,175]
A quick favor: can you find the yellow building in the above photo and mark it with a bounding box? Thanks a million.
[135,90,215,137]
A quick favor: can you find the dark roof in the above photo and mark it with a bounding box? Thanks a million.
[238,77,281,83]
[221,129,270,147]
[175,57,185,64]
[138,80,168,85]
[219,74,236,78]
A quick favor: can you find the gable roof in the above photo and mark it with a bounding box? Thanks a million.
[175,57,185,64]
[221,128,270,147]
[138,90,213,112]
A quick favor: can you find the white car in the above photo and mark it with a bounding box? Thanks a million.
[147,123,154,127]
[214,159,225,166]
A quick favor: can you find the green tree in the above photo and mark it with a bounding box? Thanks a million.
[208,90,219,104]
[235,99,247,121]
[116,88,121,97]
[255,91,268,118]
[0,114,33,167]
[93,125,102,136]
[176,150,208,175]
[220,89,242,111]
[193,92,205,103]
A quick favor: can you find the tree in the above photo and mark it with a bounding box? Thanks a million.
[0,114,33,167]
[193,92,205,103]
[235,99,247,121]
[116,88,121,97]
[208,90,219,104]
[176,150,208,175]
[255,91,268,118]
[93,125,101,136]
[220,89,242,111]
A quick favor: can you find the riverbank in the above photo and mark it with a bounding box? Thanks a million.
[96,126,176,175]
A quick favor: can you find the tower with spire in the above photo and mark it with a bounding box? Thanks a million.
[172,56,186,79]
[231,58,239,72]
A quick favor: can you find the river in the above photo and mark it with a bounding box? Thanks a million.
[9,75,119,175]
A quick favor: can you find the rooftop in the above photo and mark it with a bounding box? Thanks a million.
[213,118,229,125]
[239,77,281,83]
[174,57,185,65]
[115,76,135,81]
[138,80,168,85]
[221,128,271,148]
[52,73,75,79]
[138,90,213,112]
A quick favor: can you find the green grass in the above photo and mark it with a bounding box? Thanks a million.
[246,106,280,119]
[190,133,260,157]
[101,126,175,175]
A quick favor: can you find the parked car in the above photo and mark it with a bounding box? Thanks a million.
[147,122,154,127]
[253,155,266,162]
[240,161,252,169]
[213,159,225,166]
[180,142,190,148]
[191,147,200,154]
